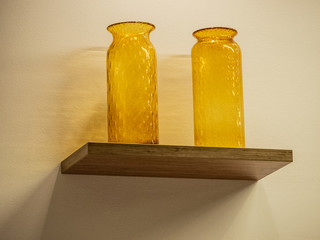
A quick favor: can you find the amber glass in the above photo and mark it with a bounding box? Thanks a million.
[107,22,158,144]
[191,27,245,148]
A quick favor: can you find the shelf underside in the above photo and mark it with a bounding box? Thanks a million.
[61,143,292,180]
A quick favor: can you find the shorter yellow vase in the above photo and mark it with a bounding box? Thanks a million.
[107,22,158,144]
[191,27,245,148]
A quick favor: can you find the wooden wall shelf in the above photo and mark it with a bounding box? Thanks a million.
[61,142,292,180]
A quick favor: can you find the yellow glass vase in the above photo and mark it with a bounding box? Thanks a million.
[107,21,158,144]
[191,27,245,148]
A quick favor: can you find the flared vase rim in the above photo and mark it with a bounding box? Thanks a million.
[193,27,238,39]
[107,21,156,32]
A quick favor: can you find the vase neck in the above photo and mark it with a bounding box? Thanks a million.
[193,27,237,42]
[107,21,155,38]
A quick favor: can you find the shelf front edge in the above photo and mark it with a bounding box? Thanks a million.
[61,142,293,180]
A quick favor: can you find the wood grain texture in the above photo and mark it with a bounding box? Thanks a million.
[61,142,293,180]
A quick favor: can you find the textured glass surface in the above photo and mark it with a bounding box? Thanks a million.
[107,22,158,144]
[191,27,245,148]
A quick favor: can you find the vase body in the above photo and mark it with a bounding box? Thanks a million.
[191,27,245,148]
[107,22,158,144]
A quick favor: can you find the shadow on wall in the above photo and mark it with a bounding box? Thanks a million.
[158,55,194,146]
[55,50,194,159]
[0,167,59,240]
[54,47,108,159]
[42,174,256,240]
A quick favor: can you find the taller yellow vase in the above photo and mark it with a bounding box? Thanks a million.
[191,27,245,148]
[107,22,158,144]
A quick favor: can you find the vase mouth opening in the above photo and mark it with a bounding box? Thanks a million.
[107,21,155,35]
[193,27,237,40]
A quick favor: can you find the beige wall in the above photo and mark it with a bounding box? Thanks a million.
[1,0,320,239]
